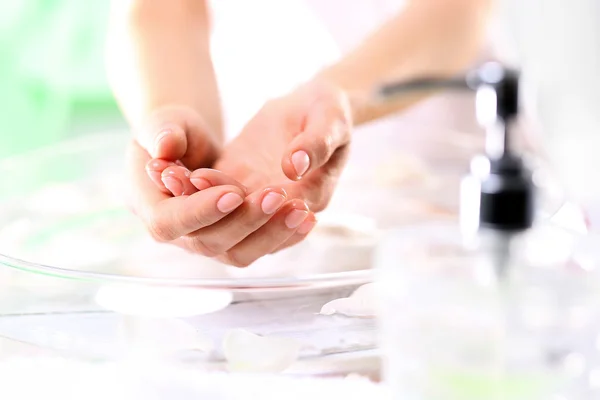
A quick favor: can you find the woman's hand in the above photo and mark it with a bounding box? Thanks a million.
[143,81,351,265]
[130,105,316,267]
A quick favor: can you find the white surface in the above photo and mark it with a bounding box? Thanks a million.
[119,317,214,357]
[0,358,387,400]
[223,329,302,373]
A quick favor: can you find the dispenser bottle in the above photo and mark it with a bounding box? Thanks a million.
[376,65,600,400]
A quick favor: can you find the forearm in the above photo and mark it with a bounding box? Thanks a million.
[316,0,492,125]
[106,0,223,140]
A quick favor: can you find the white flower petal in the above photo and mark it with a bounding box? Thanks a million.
[319,283,376,318]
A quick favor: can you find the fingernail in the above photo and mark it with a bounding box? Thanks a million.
[261,192,286,215]
[146,159,166,171]
[297,220,316,235]
[217,192,244,213]
[291,151,310,178]
[191,177,212,191]
[154,130,171,154]
[162,176,183,196]
[285,209,309,229]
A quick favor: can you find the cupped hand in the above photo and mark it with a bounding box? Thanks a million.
[141,81,352,266]
[131,139,316,267]
[143,159,316,266]
[130,105,316,267]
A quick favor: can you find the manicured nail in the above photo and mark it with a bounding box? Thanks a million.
[297,220,316,235]
[261,192,286,215]
[146,159,167,171]
[162,176,183,196]
[291,151,310,178]
[217,192,244,213]
[191,177,212,191]
[285,209,309,229]
[154,130,171,155]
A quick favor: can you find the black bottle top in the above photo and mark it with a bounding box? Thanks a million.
[475,65,535,232]
[479,153,535,231]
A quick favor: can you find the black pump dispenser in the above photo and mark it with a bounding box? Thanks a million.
[474,64,534,232]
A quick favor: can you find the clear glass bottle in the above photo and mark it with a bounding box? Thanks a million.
[376,221,600,400]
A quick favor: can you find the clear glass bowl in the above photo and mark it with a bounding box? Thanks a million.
[0,132,379,375]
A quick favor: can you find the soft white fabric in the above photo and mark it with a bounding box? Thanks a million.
[0,358,387,400]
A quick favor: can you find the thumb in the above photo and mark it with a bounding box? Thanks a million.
[151,125,188,161]
[281,100,351,181]
[137,106,220,169]
[137,114,188,161]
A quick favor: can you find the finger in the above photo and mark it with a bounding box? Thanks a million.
[130,144,246,241]
[189,168,248,194]
[278,146,348,213]
[183,188,288,255]
[271,213,317,254]
[138,116,188,160]
[145,159,178,193]
[281,97,352,180]
[220,200,310,267]
[161,165,197,196]
[128,141,171,214]
[138,106,220,169]
[145,185,246,242]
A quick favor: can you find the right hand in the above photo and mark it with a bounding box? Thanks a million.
[128,105,314,267]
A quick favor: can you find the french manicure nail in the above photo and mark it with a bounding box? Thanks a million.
[285,209,309,229]
[291,151,310,178]
[217,192,244,213]
[162,176,183,196]
[190,177,212,191]
[297,220,316,235]
[261,192,286,215]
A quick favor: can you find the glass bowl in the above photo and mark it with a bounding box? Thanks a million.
[0,132,379,376]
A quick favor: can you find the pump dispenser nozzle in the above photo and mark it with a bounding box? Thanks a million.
[375,62,535,233]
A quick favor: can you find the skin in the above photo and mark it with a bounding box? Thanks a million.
[107,0,491,267]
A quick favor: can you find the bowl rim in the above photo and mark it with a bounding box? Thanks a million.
[0,132,374,291]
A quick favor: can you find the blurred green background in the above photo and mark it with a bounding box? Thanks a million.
[1,1,125,159]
